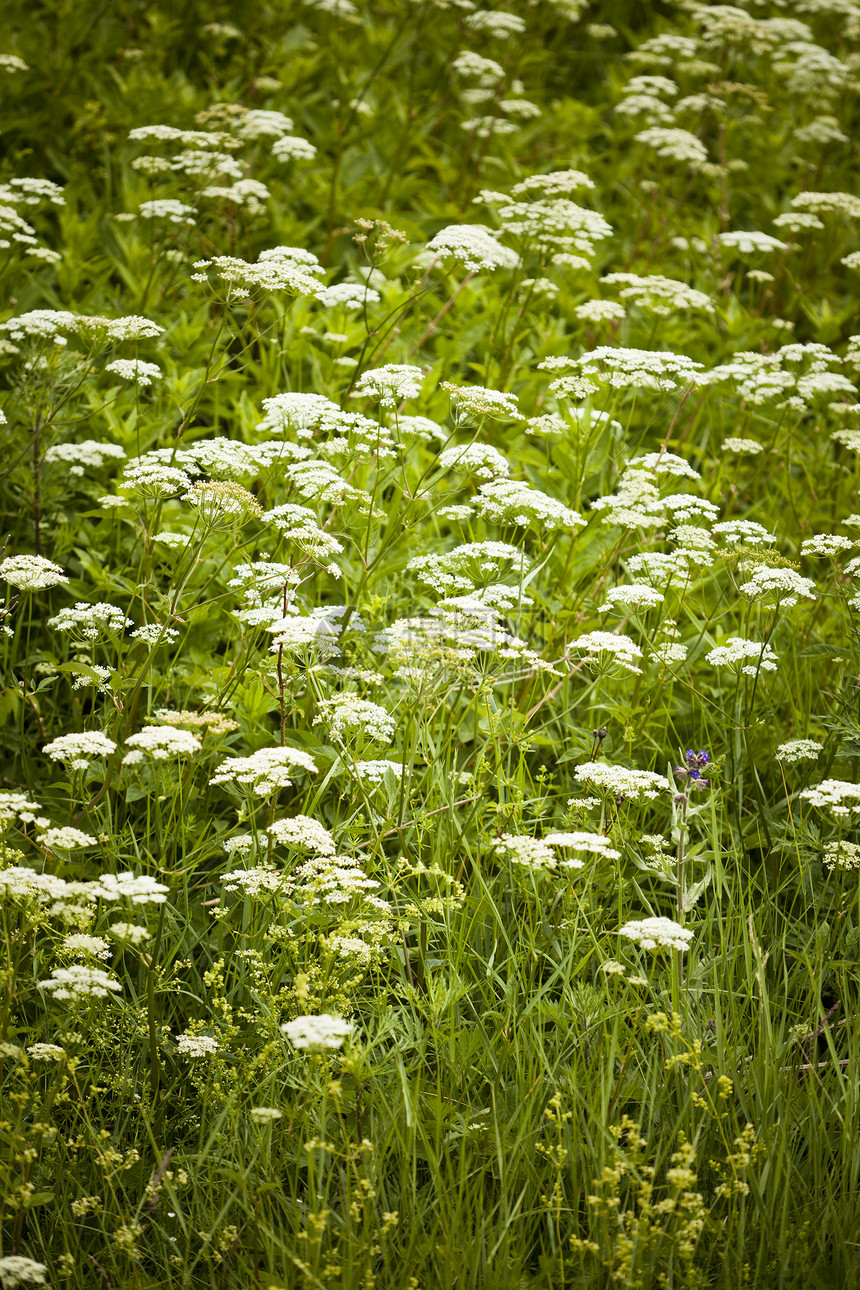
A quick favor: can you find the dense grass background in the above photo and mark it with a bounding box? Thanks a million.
[1,0,860,1286]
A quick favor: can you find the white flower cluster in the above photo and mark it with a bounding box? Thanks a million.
[39,965,121,1001]
[209,745,318,795]
[43,732,117,767]
[553,346,703,393]
[441,382,523,422]
[424,224,519,272]
[0,554,68,591]
[176,1034,219,1057]
[717,230,788,257]
[408,541,527,595]
[722,437,763,454]
[801,780,860,815]
[93,872,169,903]
[123,726,202,763]
[738,566,816,606]
[47,602,132,640]
[601,272,712,315]
[437,443,510,479]
[39,827,97,851]
[569,631,644,674]
[104,359,162,386]
[599,583,665,614]
[574,761,670,800]
[352,363,425,407]
[775,739,821,764]
[265,614,342,660]
[618,916,694,952]
[192,247,324,297]
[281,1014,353,1051]
[0,1257,49,1288]
[44,440,126,473]
[705,637,778,677]
[353,759,405,784]
[635,126,708,166]
[122,460,192,498]
[267,815,337,855]
[314,694,396,746]
[800,535,855,557]
[474,480,584,530]
[822,841,860,872]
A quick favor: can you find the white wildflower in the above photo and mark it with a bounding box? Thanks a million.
[39,965,121,1001]
[776,739,821,764]
[0,554,68,591]
[618,916,694,952]
[281,1014,353,1051]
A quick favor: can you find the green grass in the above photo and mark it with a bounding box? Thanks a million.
[1,0,860,1286]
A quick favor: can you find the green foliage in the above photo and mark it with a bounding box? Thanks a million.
[1,0,860,1286]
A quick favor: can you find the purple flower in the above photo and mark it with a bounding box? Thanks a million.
[674,749,710,789]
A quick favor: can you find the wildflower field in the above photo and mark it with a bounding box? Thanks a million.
[2,0,860,1285]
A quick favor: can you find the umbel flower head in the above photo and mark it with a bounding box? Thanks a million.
[0,554,68,591]
[281,1014,353,1052]
[183,480,263,525]
[618,916,694,952]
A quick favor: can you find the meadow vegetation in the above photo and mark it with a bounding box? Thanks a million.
[1,0,860,1285]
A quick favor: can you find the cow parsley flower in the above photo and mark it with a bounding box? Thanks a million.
[776,739,821,764]
[39,965,121,1000]
[267,815,337,855]
[717,230,788,256]
[0,1257,49,1287]
[104,359,162,386]
[598,583,665,613]
[48,602,132,640]
[353,759,405,784]
[706,637,778,676]
[122,461,192,498]
[822,841,860,872]
[575,762,670,800]
[271,135,317,161]
[27,1044,66,1062]
[722,437,764,454]
[352,364,425,407]
[569,631,643,674]
[560,346,702,392]
[602,272,711,315]
[209,746,318,795]
[250,1106,283,1123]
[60,933,111,960]
[437,443,510,479]
[474,480,584,530]
[93,872,169,904]
[800,534,855,557]
[314,695,396,746]
[176,1034,219,1057]
[635,126,708,166]
[43,732,117,766]
[109,923,150,945]
[545,831,621,861]
[44,440,126,473]
[425,225,519,272]
[738,566,816,606]
[281,1014,353,1051]
[464,9,526,37]
[407,541,527,594]
[0,554,68,591]
[618,916,694,951]
[39,827,97,851]
[123,726,202,762]
[495,834,558,871]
